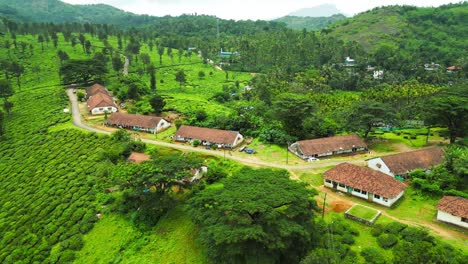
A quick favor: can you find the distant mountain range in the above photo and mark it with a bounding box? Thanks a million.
[288,4,344,17]
[273,14,346,31]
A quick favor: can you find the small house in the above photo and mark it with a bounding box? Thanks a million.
[106,112,170,134]
[324,163,407,207]
[367,147,444,178]
[86,83,109,99]
[436,196,468,229]
[127,152,151,164]
[87,93,118,115]
[446,66,461,73]
[288,135,367,160]
[424,63,440,71]
[344,57,356,67]
[174,125,243,148]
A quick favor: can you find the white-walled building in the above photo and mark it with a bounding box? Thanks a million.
[436,196,468,229]
[289,134,367,160]
[367,147,444,177]
[324,163,407,207]
[175,125,243,148]
[106,112,170,134]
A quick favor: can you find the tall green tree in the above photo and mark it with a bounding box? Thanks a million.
[424,84,468,144]
[348,100,395,139]
[273,93,316,139]
[112,55,124,73]
[8,62,24,89]
[175,69,186,88]
[149,95,165,114]
[0,79,13,99]
[157,45,164,65]
[188,168,318,264]
[37,34,44,51]
[59,58,107,84]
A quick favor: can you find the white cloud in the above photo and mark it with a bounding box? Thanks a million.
[61,0,461,20]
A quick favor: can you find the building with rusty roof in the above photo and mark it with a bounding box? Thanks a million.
[289,134,367,160]
[436,196,468,229]
[127,152,151,164]
[86,83,109,98]
[367,147,444,177]
[106,112,170,134]
[174,125,243,148]
[324,163,407,207]
[87,92,118,115]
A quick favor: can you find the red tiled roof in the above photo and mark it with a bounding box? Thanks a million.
[127,152,151,164]
[106,112,165,129]
[436,196,468,218]
[447,66,461,71]
[86,84,109,97]
[87,93,116,110]
[175,125,241,145]
[324,163,407,198]
[381,147,444,175]
[297,135,367,156]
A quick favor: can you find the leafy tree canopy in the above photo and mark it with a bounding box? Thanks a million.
[188,167,318,263]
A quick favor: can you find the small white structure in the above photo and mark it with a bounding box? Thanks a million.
[367,147,444,178]
[175,125,243,148]
[373,70,384,80]
[436,196,468,229]
[324,163,407,207]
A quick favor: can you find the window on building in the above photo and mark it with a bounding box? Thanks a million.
[383,197,388,202]
[99,107,103,110]
[354,189,361,193]
[462,217,468,223]
[107,107,112,110]
[325,179,332,184]
[374,194,380,199]
[362,191,367,195]
[338,183,345,188]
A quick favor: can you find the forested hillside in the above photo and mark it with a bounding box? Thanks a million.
[326,3,468,63]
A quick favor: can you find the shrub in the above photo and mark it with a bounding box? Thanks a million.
[341,233,355,245]
[192,139,201,147]
[401,227,434,244]
[371,224,384,237]
[377,233,398,249]
[360,247,387,264]
[384,222,407,234]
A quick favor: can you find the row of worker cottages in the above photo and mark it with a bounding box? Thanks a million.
[86,84,118,115]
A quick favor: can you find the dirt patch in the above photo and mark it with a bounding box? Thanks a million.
[331,201,353,213]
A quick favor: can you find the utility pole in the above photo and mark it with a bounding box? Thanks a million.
[322,192,327,220]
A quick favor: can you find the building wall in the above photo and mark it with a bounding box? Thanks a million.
[373,191,403,207]
[367,158,394,176]
[232,134,244,147]
[324,178,403,207]
[91,106,118,115]
[437,211,468,229]
[156,119,171,132]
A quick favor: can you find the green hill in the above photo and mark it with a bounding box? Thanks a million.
[274,14,346,31]
[0,0,155,27]
[325,3,468,57]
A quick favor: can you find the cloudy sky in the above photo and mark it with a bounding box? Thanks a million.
[61,0,460,20]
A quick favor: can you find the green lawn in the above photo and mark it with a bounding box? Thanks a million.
[369,127,448,151]
[346,204,380,221]
[75,206,208,264]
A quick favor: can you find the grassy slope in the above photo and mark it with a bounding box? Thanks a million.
[75,206,208,263]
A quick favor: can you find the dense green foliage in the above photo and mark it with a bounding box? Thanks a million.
[111,153,203,226]
[370,222,466,263]
[0,87,120,263]
[188,168,318,263]
[409,146,468,197]
[274,14,346,31]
